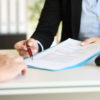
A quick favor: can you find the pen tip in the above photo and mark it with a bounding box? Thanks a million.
[31,57,33,60]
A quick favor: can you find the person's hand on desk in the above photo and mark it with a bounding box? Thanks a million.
[81,37,100,66]
[0,55,27,82]
[14,38,40,58]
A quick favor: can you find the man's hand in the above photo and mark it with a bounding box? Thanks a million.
[81,38,100,46]
[80,37,100,66]
[14,38,39,58]
[0,55,27,82]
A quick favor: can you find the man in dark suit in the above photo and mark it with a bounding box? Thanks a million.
[15,0,100,58]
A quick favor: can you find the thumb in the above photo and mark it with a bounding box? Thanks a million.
[27,38,39,55]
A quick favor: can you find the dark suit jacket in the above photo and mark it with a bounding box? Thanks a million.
[31,0,82,49]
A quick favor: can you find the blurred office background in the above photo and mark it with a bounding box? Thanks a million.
[0,0,61,49]
[0,0,44,49]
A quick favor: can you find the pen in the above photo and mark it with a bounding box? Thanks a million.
[26,41,33,60]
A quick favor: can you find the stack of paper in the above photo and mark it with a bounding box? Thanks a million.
[24,38,100,71]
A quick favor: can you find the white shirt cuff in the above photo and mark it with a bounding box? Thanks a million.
[36,40,44,51]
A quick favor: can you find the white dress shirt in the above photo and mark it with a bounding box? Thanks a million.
[79,0,100,40]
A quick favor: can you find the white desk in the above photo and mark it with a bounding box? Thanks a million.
[0,50,100,100]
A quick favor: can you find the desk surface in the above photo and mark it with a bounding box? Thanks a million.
[0,50,100,95]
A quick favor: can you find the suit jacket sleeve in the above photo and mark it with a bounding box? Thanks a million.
[31,0,61,49]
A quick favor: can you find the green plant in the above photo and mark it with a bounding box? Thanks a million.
[29,0,44,22]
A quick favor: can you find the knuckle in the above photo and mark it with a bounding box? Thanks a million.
[29,38,34,42]
[14,42,20,48]
[14,43,17,48]
[28,38,35,44]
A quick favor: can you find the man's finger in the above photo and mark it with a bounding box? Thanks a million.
[17,49,29,58]
[81,38,96,46]
[14,40,27,50]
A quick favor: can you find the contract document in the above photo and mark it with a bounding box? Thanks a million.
[24,38,100,71]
